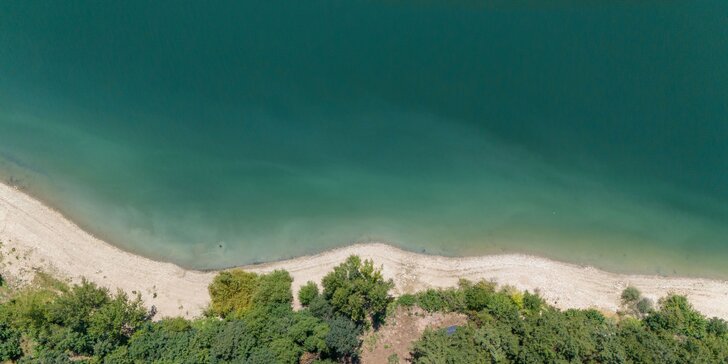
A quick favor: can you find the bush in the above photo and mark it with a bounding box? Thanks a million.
[635,297,653,315]
[298,281,320,307]
[0,316,22,361]
[707,317,728,336]
[621,286,641,304]
[397,294,416,307]
[415,288,465,313]
[462,280,497,311]
[522,291,544,314]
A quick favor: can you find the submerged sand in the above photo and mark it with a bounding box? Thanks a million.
[1,182,727,319]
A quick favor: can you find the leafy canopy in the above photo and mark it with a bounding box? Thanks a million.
[321,255,394,324]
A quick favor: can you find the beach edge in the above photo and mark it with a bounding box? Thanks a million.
[1,181,727,319]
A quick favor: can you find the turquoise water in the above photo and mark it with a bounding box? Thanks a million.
[1,1,727,275]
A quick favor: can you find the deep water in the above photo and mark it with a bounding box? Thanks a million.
[1,1,727,275]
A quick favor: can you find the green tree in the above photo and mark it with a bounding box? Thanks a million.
[321,255,394,324]
[208,269,258,318]
[645,294,708,338]
[325,314,361,361]
[88,290,148,356]
[252,270,293,308]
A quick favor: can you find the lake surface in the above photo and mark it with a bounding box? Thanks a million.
[1,1,727,275]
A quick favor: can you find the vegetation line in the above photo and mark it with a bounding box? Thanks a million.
[1,255,726,363]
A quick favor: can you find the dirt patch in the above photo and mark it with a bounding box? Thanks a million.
[360,306,467,364]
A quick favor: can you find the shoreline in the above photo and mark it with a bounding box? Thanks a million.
[2,181,728,319]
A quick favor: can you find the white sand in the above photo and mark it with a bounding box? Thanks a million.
[1,182,727,319]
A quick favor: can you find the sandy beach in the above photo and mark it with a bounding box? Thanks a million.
[1,181,727,319]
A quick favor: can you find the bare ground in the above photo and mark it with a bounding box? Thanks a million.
[360,306,468,364]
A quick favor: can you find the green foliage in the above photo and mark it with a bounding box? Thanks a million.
[207,269,258,318]
[0,310,22,361]
[298,281,320,307]
[644,294,708,338]
[415,288,465,313]
[4,259,728,364]
[87,290,148,356]
[324,314,361,361]
[621,286,641,304]
[412,326,492,364]
[2,281,61,336]
[307,295,336,321]
[0,278,150,362]
[396,293,416,307]
[411,284,728,364]
[707,317,728,336]
[461,279,497,311]
[289,312,329,353]
[208,269,293,319]
[321,255,394,324]
[620,285,654,318]
[636,297,654,315]
[522,290,544,313]
[121,317,221,363]
[387,352,400,363]
[253,270,293,308]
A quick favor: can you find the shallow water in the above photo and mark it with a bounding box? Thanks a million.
[1,1,727,276]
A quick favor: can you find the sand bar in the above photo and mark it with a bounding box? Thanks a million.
[1,182,727,319]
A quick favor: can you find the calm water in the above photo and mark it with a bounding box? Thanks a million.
[1,1,727,275]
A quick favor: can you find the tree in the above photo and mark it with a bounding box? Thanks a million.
[252,270,293,308]
[298,281,320,307]
[289,313,329,353]
[208,270,258,318]
[321,255,394,324]
[325,315,361,361]
[88,290,148,356]
[209,320,257,363]
[644,295,708,338]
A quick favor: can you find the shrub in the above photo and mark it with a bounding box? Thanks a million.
[397,294,416,307]
[707,317,728,337]
[635,297,653,315]
[522,291,544,314]
[462,280,497,311]
[415,288,465,313]
[621,286,641,304]
[0,316,22,361]
[298,281,320,307]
